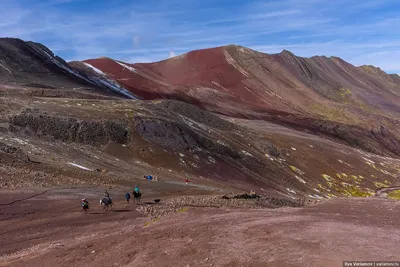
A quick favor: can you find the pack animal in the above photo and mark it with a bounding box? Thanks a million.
[133,191,141,203]
[100,197,113,212]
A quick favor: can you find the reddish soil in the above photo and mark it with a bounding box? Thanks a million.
[1,188,399,267]
[79,45,400,157]
[1,39,400,267]
[82,45,400,115]
[1,90,400,200]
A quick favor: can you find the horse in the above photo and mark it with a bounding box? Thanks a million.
[100,197,113,212]
[133,191,141,203]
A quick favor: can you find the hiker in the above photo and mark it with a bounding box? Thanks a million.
[185,178,189,186]
[81,198,89,213]
[125,192,131,203]
[133,185,141,203]
[134,185,140,194]
[104,190,110,199]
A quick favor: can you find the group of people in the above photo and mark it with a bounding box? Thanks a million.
[80,185,141,213]
[125,185,141,204]
[81,176,192,213]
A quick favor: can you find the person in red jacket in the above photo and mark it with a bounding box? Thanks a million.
[185,178,189,186]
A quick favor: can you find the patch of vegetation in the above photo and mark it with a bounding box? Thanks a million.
[366,162,397,177]
[289,165,305,175]
[387,190,400,200]
[326,181,336,189]
[323,175,373,197]
[365,161,378,170]
[334,181,373,197]
[337,88,352,102]
[317,184,330,192]
[373,181,387,188]
[365,188,376,195]
[124,111,135,118]
[322,174,333,181]
[311,104,359,124]
[178,207,189,213]
[380,169,391,175]
[339,185,373,197]
[384,180,392,186]
[350,175,363,184]
[337,173,353,182]
[353,100,375,113]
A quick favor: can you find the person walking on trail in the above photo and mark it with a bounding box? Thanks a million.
[133,185,141,203]
[81,198,89,213]
[125,192,131,204]
[134,185,140,194]
[104,190,110,199]
[185,178,189,186]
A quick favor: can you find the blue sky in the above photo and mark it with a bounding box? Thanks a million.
[1,0,399,73]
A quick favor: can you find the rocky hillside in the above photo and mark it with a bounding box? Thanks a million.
[3,93,400,199]
[77,45,400,157]
[80,45,400,114]
[0,38,135,99]
[1,38,399,200]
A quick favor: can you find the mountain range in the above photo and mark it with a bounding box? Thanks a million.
[1,37,399,199]
[2,37,400,266]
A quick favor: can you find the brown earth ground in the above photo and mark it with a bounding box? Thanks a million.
[1,40,400,267]
[1,86,400,267]
[1,187,399,267]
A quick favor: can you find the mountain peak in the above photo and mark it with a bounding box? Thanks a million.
[280,49,295,56]
[360,64,383,72]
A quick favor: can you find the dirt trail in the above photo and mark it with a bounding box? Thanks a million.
[375,186,400,196]
[1,188,399,267]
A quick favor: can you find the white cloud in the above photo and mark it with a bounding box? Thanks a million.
[350,51,400,73]
[133,35,140,47]
[0,0,399,73]
[169,50,176,58]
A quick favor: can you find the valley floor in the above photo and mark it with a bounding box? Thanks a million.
[1,186,399,267]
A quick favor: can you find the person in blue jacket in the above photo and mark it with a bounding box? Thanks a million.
[125,192,131,203]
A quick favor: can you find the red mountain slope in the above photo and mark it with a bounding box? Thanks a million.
[75,45,400,156]
[80,45,400,115]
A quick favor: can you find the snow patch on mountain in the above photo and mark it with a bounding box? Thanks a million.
[68,162,92,171]
[83,62,106,75]
[115,61,137,73]
[30,44,138,99]
[36,46,92,83]
[96,78,138,99]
